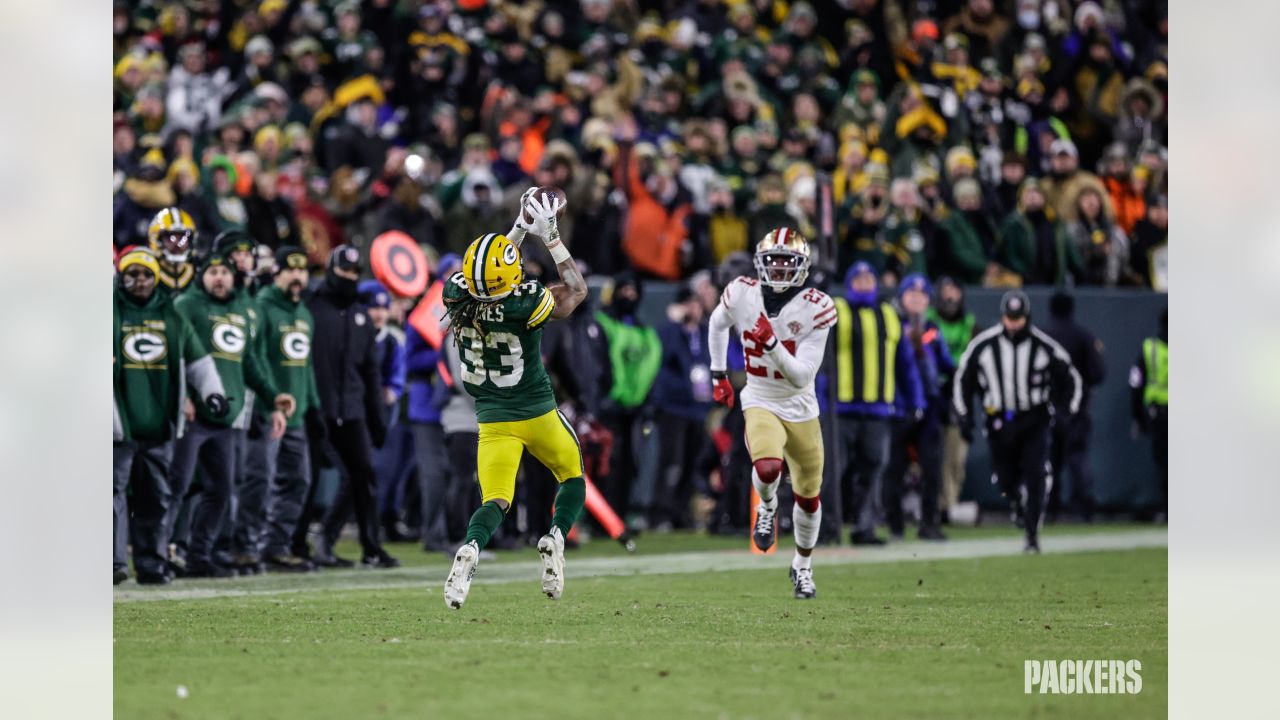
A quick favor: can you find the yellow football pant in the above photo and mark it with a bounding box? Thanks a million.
[476,409,584,505]
[743,407,825,498]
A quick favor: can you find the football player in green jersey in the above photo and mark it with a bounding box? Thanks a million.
[443,192,589,609]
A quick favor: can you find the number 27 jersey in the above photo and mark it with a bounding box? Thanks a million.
[719,277,835,422]
[443,272,557,423]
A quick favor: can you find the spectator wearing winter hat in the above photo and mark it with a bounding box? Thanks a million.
[165,245,294,578]
[882,178,938,282]
[997,179,1082,286]
[1039,138,1111,225]
[937,178,999,286]
[1066,185,1130,287]
[884,273,954,541]
[1099,143,1147,236]
[167,42,230,135]
[830,262,925,545]
[941,0,1012,61]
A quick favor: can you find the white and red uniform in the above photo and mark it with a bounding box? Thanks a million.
[708,276,836,421]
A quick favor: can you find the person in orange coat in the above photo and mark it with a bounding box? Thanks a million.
[615,142,692,280]
[1099,143,1146,235]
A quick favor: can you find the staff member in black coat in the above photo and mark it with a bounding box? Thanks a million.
[953,290,1082,553]
[1043,292,1106,522]
[293,245,399,568]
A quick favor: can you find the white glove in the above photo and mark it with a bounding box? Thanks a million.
[509,187,540,242]
[527,193,570,262]
[526,193,565,242]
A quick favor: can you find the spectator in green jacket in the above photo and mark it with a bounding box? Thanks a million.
[164,247,296,578]
[937,178,998,285]
[925,276,982,524]
[113,248,227,586]
[997,179,1083,285]
[232,246,326,573]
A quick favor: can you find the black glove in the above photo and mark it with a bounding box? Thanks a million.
[205,393,229,419]
[959,419,976,444]
[368,419,387,449]
[305,408,328,442]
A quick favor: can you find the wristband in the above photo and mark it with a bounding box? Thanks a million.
[507,224,528,245]
[547,240,571,264]
[711,369,727,380]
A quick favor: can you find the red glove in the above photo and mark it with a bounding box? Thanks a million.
[748,313,778,351]
[711,371,735,408]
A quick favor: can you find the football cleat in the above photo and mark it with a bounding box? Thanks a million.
[752,501,778,552]
[444,541,480,609]
[537,527,565,600]
[790,566,817,599]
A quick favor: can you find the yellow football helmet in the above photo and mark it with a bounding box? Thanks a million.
[461,232,524,300]
[754,227,811,290]
[147,207,197,265]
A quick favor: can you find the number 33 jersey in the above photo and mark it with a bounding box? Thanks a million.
[442,272,558,422]
[713,277,836,423]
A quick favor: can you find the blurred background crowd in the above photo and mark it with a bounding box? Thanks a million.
[112,0,1169,577]
[113,0,1168,289]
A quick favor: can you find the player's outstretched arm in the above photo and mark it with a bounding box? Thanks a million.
[507,187,539,248]
[708,302,732,373]
[523,194,586,319]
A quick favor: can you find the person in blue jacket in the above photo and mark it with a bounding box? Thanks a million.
[358,280,412,543]
[883,274,955,542]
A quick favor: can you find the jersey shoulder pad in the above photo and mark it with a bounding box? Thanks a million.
[721,275,760,308]
[443,271,470,302]
[809,289,837,330]
[505,279,554,328]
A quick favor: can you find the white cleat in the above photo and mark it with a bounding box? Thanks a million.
[790,566,816,599]
[444,541,479,609]
[537,527,565,600]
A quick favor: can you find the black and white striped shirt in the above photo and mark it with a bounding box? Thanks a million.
[953,325,1082,420]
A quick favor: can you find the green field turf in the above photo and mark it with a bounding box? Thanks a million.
[114,527,1166,719]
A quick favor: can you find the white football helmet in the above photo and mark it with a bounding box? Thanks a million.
[753,227,811,291]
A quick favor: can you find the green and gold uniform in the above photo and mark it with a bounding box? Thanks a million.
[443,271,583,505]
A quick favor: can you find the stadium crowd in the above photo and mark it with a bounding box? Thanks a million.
[112,0,1168,581]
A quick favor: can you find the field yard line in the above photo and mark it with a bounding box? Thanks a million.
[114,528,1167,604]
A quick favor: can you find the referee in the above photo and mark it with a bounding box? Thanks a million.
[952,290,1081,553]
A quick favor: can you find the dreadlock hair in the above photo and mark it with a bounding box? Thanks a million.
[443,291,492,347]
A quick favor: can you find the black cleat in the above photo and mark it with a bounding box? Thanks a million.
[752,501,779,552]
[850,531,887,546]
[265,553,314,572]
[185,561,236,579]
[113,568,129,586]
[136,571,171,586]
[313,551,355,569]
[1024,540,1041,554]
[361,550,401,569]
[918,525,948,541]
[790,566,816,599]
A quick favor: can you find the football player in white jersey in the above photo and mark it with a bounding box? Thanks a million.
[708,228,835,599]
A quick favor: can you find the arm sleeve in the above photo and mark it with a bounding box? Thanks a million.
[386,339,408,400]
[404,325,440,376]
[180,317,226,401]
[243,340,281,401]
[895,336,926,411]
[952,337,980,421]
[763,326,830,388]
[708,301,733,373]
[359,331,384,427]
[1047,340,1083,415]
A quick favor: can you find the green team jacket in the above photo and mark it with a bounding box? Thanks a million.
[172,285,281,427]
[443,272,558,423]
[253,284,322,429]
[594,312,662,410]
[113,287,226,443]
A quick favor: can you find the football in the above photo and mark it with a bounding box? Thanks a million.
[522,185,568,224]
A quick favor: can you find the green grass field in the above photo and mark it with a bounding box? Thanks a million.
[114,527,1167,719]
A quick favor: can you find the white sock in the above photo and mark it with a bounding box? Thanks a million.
[792,500,822,552]
[752,467,779,507]
[792,552,812,571]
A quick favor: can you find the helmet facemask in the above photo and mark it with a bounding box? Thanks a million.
[158,229,193,265]
[754,249,809,291]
